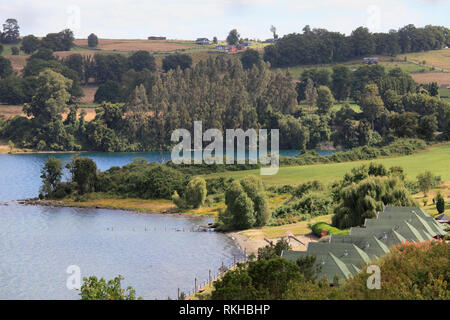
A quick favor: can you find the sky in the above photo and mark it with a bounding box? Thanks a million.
[1,0,449,40]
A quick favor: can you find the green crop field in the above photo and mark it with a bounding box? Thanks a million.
[440,87,450,103]
[205,144,450,186]
[280,56,436,79]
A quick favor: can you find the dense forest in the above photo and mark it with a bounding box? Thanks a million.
[0,21,449,151]
[264,24,450,67]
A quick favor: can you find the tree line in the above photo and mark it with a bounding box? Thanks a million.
[264,24,450,68]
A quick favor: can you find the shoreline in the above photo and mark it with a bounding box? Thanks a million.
[15,198,216,219]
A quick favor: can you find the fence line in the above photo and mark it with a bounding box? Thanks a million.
[178,254,248,300]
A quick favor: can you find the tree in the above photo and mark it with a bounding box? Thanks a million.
[79,275,141,300]
[213,36,218,44]
[162,53,192,72]
[350,27,375,57]
[2,19,20,44]
[240,48,260,70]
[333,175,416,229]
[226,29,240,45]
[360,84,385,129]
[11,46,19,55]
[416,171,434,196]
[0,56,13,79]
[270,25,278,39]
[331,65,351,101]
[220,175,269,230]
[41,29,74,51]
[128,50,156,72]
[418,114,438,140]
[304,78,317,107]
[212,258,302,300]
[94,80,122,103]
[184,177,207,208]
[21,35,40,54]
[0,44,3,54]
[436,193,445,214]
[257,239,290,261]
[40,157,63,197]
[23,69,72,121]
[316,86,334,114]
[70,157,97,194]
[87,33,99,48]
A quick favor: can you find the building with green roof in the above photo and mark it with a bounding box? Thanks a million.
[329,234,390,259]
[281,206,447,285]
[281,250,353,284]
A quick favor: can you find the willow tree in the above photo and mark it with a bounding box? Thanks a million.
[332,176,416,229]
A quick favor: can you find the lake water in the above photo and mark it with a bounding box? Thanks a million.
[0,149,339,299]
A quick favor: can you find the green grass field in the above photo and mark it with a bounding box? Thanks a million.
[206,144,450,186]
[281,56,436,79]
[441,88,450,103]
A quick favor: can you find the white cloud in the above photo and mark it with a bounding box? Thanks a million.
[0,0,447,39]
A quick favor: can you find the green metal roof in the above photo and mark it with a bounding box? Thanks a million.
[365,213,439,237]
[329,234,390,259]
[281,250,352,283]
[350,227,408,248]
[281,207,445,285]
[307,242,371,270]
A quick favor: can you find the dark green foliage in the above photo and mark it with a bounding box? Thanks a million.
[332,176,416,229]
[264,24,449,68]
[1,19,20,44]
[93,53,128,83]
[128,50,156,72]
[96,160,189,199]
[211,257,302,300]
[87,33,98,48]
[257,239,291,261]
[316,86,334,114]
[21,34,41,54]
[80,275,141,300]
[70,157,97,194]
[11,46,19,55]
[29,48,55,61]
[40,157,63,197]
[162,53,192,72]
[183,177,207,208]
[240,49,260,70]
[226,29,240,45]
[220,175,270,230]
[0,56,13,79]
[94,80,122,103]
[274,192,332,219]
[296,255,322,282]
[436,193,445,214]
[41,29,74,51]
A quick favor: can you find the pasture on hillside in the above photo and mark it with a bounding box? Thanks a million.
[205,144,450,186]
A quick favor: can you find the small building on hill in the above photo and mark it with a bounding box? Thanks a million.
[196,38,210,45]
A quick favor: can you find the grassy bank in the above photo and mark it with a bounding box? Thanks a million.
[206,143,450,186]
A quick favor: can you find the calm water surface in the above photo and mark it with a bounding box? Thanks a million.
[0,150,339,299]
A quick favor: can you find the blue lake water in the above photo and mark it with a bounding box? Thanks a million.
[0,149,339,299]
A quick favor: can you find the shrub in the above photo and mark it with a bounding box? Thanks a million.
[311,222,348,237]
[436,193,445,214]
[183,177,207,208]
[79,275,141,300]
[333,175,416,229]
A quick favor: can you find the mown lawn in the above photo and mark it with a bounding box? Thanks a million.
[242,214,333,240]
[205,144,450,186]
